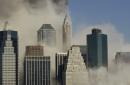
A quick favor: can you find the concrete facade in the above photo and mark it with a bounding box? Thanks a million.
[1,31,17,85]
[63,46,89,85]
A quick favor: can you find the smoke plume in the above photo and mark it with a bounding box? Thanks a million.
[73,23,130,85]
[0,0,68,19]
[0,0,68,85]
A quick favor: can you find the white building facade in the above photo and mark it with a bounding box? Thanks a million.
[2,31,16,85]
[63,46,89,85]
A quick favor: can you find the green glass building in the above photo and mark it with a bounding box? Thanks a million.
[87,28,108,68]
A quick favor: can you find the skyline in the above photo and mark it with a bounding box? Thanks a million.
[70,0,130,42]
[0,0,130,85]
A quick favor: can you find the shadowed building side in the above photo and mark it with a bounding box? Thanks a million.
[55,53,67,84]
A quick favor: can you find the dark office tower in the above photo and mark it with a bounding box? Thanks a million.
[0,30,18,85]
[55,53,67,82]
[87,28,108,68]
[37,24,56,47]
[24,46,50,85]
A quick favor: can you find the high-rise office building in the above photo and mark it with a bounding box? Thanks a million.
[37,24,56,47]
[87,28,108,68]
[25,45,44,56]
[24,46,51,85]
[0,31,17,85]
[71,45,88,67]
[62,13,72,52]
[115,52,130,64]
[63,46,88,85]
[55,53,67,82]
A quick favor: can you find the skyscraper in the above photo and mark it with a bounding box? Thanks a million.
[71,45,88,67]
[24,46,51,85]
[62,13,72,52]
[0,31,17,85]
[87,28,108,68]
[0,30,18,85]
[37,24,56,47]
[55,53,67,82]
[63,46,88,85]
[25,45,44,56]
[115,52,130,64]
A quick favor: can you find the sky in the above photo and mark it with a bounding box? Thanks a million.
[69,0,130,42]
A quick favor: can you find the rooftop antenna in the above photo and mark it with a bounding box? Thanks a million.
[3,21,8,31]
[7,30,11,41]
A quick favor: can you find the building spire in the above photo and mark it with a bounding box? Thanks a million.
[3,21,8,31]
[7,30,11,41]
[62,8,72,52]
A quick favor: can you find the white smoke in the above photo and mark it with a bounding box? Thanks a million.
[73,23,130,64]
[0,0,67,85]
[73,23,130,85]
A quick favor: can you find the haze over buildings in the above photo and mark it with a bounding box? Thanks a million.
[0,0,130,85]
[37,24,56,47]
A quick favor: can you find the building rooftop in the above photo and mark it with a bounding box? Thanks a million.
[25,45,44,56]
[115,52,130,63]
[39,24,55,30]
[92,28,102,34]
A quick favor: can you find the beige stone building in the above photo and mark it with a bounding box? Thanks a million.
[63,46,89,85]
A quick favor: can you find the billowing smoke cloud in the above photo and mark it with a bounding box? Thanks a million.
[88,66,130,85]
[0,0,21,19]
[0,0,68,85]
[73,23,130,85]
[0,0,68,19]
[73,23,130,65]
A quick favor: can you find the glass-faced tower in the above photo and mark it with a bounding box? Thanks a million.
[87,28,108,68]
[37,24,56,47]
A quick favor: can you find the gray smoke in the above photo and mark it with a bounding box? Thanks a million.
[0,0,68,85]
[73,23,130,85]
[0,0,21,19]
[0,0,68,19]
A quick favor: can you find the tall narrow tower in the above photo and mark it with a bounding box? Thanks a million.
[1,30,17,85]
[62,12,72,52]
[0,22,18,85]
[87,28,108,68]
